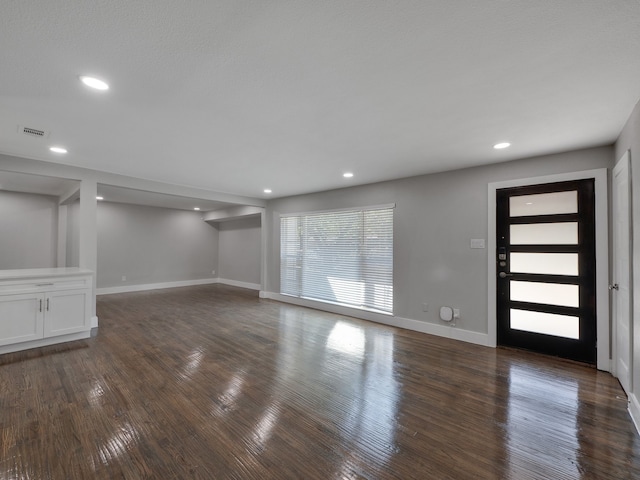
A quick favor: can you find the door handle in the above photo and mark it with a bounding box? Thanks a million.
[499,272,514,278]
[609,284,619,291]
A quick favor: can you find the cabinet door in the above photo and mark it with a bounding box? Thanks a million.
[44,289,90,337]
[0,294,45,346]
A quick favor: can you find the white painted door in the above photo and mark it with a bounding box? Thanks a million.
[0,293,45,346]
[612,152,631,394]
[44,289,89,337]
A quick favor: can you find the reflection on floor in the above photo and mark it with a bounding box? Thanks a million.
[0,284,637,479]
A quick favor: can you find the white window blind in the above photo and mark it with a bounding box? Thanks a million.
[280,206,393,314]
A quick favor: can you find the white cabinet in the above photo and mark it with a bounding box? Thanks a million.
[0,293,44,346]
[0,268,93,354]
[43,289,90,337]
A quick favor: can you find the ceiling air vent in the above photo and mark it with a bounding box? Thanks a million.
[18,125,49,139]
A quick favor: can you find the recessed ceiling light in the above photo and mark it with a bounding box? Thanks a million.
[96,196,104,200]
[343,172,354,178]
[264,189,272,194]
[79,76,109,91]
[49,146,67,154]
[493,142,511,150]
[194,207,200,211]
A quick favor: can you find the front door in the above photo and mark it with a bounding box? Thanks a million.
[496,179,597,364]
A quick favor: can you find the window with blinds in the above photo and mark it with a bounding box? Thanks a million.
[280,206,393,314]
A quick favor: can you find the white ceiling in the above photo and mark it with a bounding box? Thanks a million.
[1,1,639,199]
[0,170,237,211]
[0,171,78,197]
[96,184,237,212]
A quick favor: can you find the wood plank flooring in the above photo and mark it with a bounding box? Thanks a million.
[1,284,638,479]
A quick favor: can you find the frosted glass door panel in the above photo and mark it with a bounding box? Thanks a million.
[511,309,579,339]
[511,253,578,276]
[510,223,578,245]
[510,281,579,307]
[510,191,577,217]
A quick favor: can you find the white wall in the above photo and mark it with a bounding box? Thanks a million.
[265,146,613,338]
[96,202,219,288]
[217,216,261,286]
[0,191,58,269]
[65,200,80,267]
[615,98,640,423]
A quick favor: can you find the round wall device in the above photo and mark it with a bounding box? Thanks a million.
[439,306,454,322]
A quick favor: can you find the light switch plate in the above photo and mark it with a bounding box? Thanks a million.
[470,239,485,249]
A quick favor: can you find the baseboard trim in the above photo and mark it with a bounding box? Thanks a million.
[263,292,393,323]
[217,278,261,291]
[263,292,491,347]
[0,330,91,355]
[392,315,491,346]
[91,316,99,328]
[629,393,640,436]
[97,278,219,295]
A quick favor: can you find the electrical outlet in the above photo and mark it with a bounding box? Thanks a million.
[121,275,126,282]
[422,303,429,312]
[453,308,460,319]
[212,270,216,276]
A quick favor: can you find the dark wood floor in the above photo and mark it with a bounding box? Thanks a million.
[1,284,638,479]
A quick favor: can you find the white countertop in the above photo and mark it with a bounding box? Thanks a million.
[0,267,93,281]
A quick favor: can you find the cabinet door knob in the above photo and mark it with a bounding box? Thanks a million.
[46,298,50,311]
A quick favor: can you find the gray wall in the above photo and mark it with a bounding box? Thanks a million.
[615,98,640,404]
[266,146,613,335]
[96,202,218,288]
[0,191,58,269]
[217,216,261,285]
